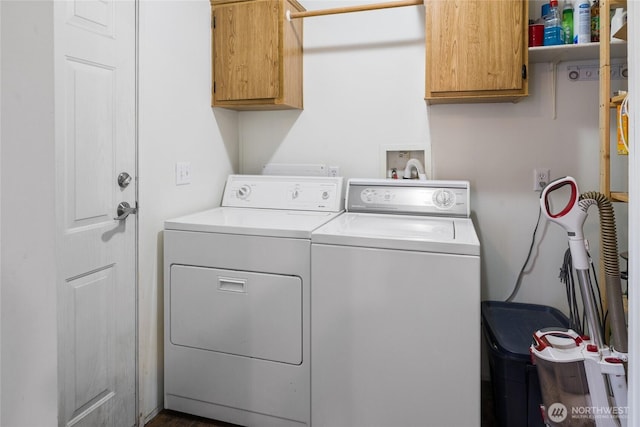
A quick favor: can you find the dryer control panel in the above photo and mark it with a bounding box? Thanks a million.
[346,179,470,217]
[222,175,345,212]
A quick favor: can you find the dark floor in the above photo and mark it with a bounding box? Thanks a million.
[145,410,241,427]
[146,381,497,427]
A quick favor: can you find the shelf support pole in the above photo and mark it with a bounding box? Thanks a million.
[599,0,612,199]
[598,0,613,344]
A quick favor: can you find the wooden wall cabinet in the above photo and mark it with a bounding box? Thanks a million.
[425,0,529,104]
[211,0,304,110]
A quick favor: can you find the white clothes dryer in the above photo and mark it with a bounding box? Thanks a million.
[311,178,481,427]
[164,175,344,427]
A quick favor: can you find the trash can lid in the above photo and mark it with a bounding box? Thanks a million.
[481,300,569,360]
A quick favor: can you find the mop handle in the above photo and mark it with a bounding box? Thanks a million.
[540,177,590,270]
[541,177,579,220]
[541,177,604,348]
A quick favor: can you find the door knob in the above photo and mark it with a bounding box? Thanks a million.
[114,201,137,221]
[118,172,133,188]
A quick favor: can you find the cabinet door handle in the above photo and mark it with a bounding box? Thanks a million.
[522,65,527,80]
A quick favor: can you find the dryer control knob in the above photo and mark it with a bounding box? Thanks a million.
[237,185,251,200]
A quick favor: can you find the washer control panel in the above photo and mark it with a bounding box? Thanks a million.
[347,179,470,217]
[222,175,344,212]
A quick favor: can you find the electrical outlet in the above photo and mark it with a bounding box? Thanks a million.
[533,168,550,191]
[328,166,340,177]
[176,161,192,185]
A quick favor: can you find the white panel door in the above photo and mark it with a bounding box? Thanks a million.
[55,1,136,426]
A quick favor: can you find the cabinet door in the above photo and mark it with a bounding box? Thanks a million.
[426,0,528,103]
[213,1,280,102]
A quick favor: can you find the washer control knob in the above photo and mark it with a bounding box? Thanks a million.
[433,189,455,209]
[292,189,299,199]
[360,188,375,203]
[322,191,330,200]
[236,185,251,200]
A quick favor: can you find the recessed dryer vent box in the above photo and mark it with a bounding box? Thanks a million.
[380,144,430,180]
[567,63,628,81]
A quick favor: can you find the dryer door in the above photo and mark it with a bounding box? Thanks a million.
[170,265,302,365]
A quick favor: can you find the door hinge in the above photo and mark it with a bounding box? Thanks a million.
[522,64,527,80]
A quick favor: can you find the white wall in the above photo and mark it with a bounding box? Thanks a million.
[0,1,58,425]
[240,2,428,179]
[240,0,629,311]
[137,0,238,421]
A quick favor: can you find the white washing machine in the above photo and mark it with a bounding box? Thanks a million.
[311,178,481,427]
[164,175,344,427]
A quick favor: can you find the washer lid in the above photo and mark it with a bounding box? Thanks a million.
[312,212,480,255]
[165,207,343,239]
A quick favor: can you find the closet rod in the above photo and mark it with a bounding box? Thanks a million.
[287,0,423,20]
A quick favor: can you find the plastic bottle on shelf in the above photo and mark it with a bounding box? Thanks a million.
[573,0,591,44]
[541,3,551,22]
[543,0,563,45]
[562,1,574,44]
[591,0,599,42]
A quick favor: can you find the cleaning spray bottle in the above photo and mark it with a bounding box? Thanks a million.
[574,0,591,44]
[562,1,573,44]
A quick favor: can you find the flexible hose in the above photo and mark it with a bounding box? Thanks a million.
[580,192,628,353]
